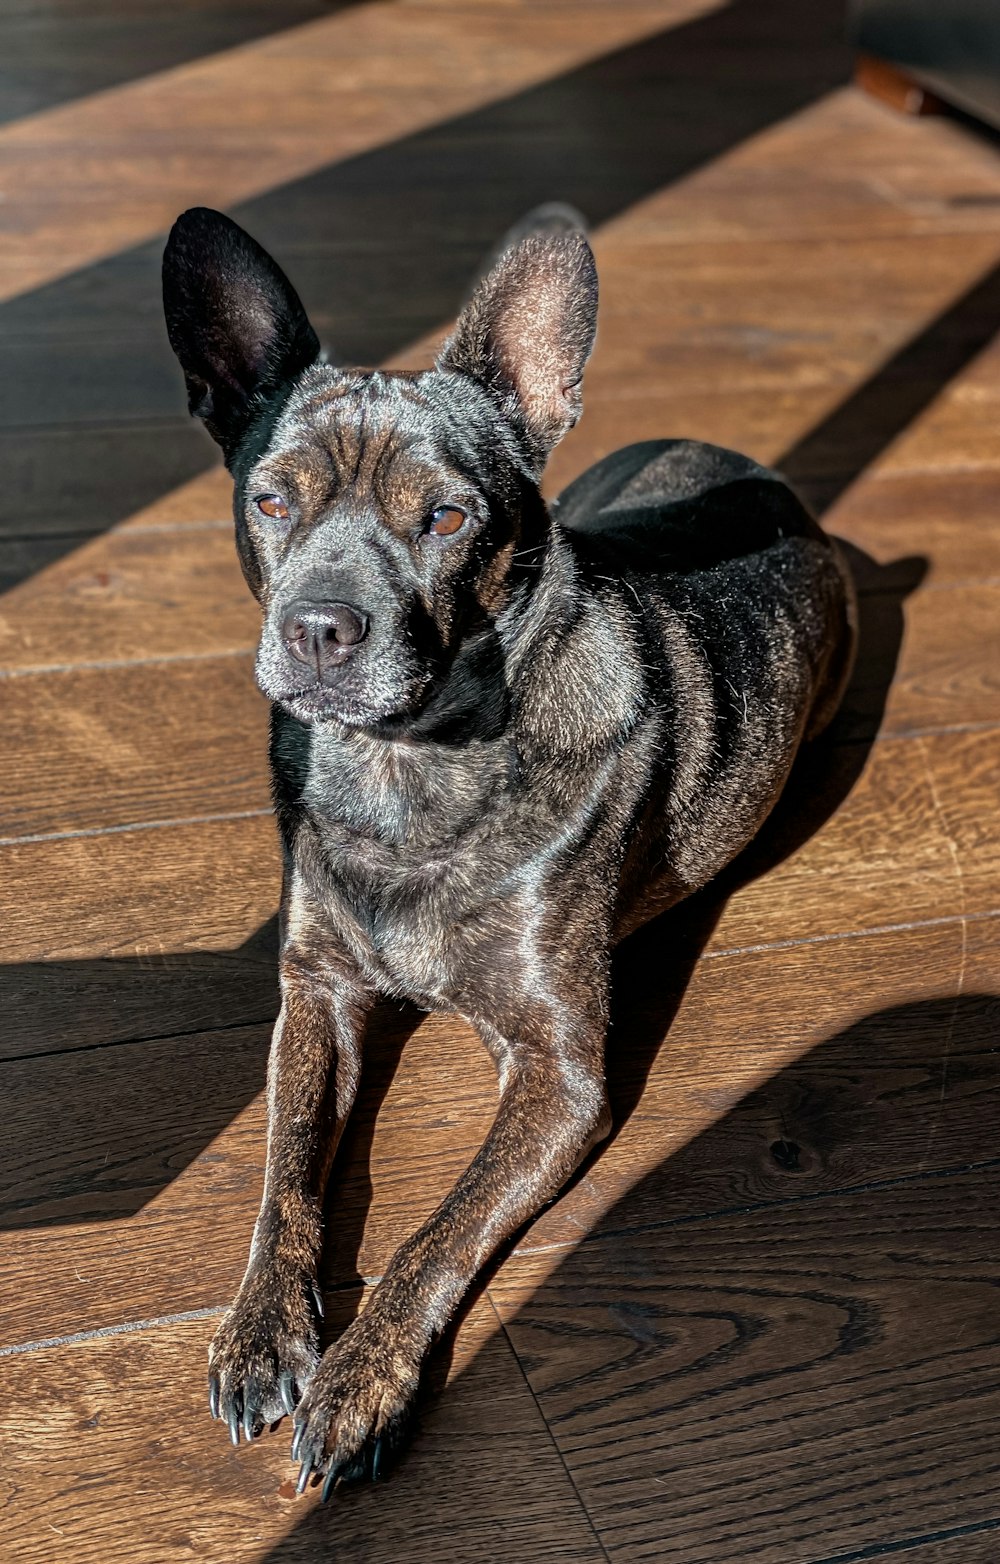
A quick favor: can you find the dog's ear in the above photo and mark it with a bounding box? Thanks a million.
[438,229,597,472]
[162,207,320,461]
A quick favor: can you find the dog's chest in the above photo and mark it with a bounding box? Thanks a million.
[299,730,519,1001]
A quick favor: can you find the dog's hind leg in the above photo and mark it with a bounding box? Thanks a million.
[207,878,374,1444]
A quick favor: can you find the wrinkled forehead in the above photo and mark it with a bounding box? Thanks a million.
[257,367,486,513]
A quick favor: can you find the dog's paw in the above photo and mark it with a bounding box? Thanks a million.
[289,1315,420,1495]
[208,1273,322,1444]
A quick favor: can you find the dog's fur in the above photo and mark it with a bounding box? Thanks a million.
[162,206,856,1491]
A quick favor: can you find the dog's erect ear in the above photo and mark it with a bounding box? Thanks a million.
[162,207,320,460]
[438,229,597,471]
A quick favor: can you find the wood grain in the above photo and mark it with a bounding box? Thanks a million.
[3,571,995,843]
[0,0,674,300]
[0,524,257,673]
[0,1301,606,1564]
[0,654,268,839]
[2,723,995,1057]
[5,0,1000,1558]
[826,470,1000,586]
[519,913,1000,1255]
[705,729,1000,954]
[0,1004,496,1346]
[4,916,995,1359]
[490,1162,1000,1562]
[0,0,335,126]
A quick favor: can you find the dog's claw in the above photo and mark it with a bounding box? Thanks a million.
[290,1419,305,1462]
[243,1399,258,1442]
[227,1406,240,1447]
[321,1464,339,1502]
[208,1376,220,1420]
[296,1455,314,1496]
[372,1437,384,1482]
[310,1281,325,1320]
[279,1371,297,1417]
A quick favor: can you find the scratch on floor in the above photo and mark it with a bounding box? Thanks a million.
[0,1303,227,1359]
[917,737,968,1172]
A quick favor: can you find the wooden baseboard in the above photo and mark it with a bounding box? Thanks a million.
[855,51,946,115]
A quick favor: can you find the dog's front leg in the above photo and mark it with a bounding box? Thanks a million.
[209,883,374,1444]
[289,978,611,1490]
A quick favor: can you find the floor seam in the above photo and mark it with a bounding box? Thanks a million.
[0,1010,277,1066]
[0,1303,228,1359]
[0,646,255,679]
[485,1291,614,1564]
[3,907,996,1070]
[807,1513,1000,1562]
[0,805,272,848]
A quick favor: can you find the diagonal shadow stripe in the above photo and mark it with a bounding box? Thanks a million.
[0,0,354,127]
[778,255,1000,515]
[0,0,851,590]
[256,989,1000,1557]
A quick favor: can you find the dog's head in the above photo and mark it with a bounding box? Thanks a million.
[162,208,597,730]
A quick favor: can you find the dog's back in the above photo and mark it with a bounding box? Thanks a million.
[553,438,857,931]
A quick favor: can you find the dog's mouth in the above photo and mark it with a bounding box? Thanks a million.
[255,613,452,730]
[267,670,438,730]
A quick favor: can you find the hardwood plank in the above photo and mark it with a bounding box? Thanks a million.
[0,1,336,127]
[4,555,994,842]
[3,728,994,1060]
[598,84,1000,246]
[875,336,1000,477]
[863,582,1000,738]
[0,334,188,430]
[592,235,1000,389]
[520,912,998,1254]
[0,654,268,839]
[0,423,220,541]
[0,1301,605,1564]
[490,1158,1000,1563]
[0,923,279,1060]
[12,234,999,430]
[0,0,674,301]
[2,812,279,964]
[0,524,257,672]
[825,470,1000,587]
[6,917,996,1355]
[119,465,233,528]
[706,729,1000,954]
[0,815,282,1058]
[839,1536,1000,1563]
[0,1005,495,1345]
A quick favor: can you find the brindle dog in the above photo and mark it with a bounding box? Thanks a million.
[162,206,856,1493]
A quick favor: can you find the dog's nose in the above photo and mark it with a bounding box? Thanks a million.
[281,600,370,674]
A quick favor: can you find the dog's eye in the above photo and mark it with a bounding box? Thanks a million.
[428,505,467,537]
[256,494,289,520]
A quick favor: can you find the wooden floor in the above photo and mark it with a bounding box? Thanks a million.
[2,1,1000,1559]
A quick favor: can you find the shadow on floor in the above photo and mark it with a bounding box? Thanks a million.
[261,989,1000,1561]
[1,540,921,1250]
[0,0,348,128]
[1,0,852,584]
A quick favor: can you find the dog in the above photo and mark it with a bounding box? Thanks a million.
[162,205,856,1494]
